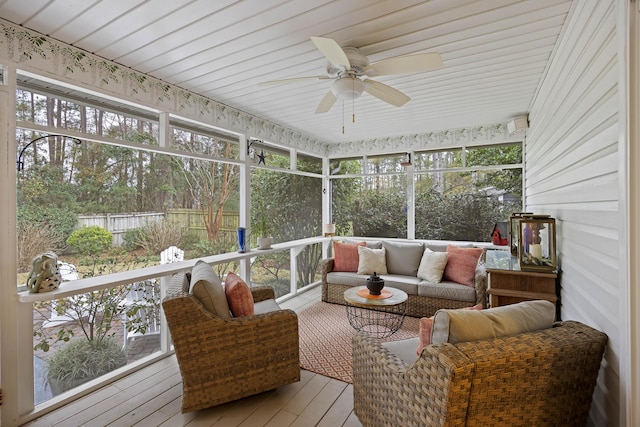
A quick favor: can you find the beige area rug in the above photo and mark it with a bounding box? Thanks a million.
[298,301,420,383]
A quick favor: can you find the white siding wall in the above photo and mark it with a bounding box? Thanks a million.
[526,1,621,425]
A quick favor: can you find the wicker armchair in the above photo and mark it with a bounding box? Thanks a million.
[352,321,607,427]
[162,275,300,413]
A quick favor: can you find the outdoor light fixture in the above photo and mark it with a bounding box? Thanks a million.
[401,153,412,167]
[17,134,82,171]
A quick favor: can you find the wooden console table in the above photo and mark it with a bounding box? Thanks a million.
[485,250,559,318]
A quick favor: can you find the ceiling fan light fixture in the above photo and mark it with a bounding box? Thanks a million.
[331,77,365,100]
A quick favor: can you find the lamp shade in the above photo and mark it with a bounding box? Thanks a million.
[323,223,336,236]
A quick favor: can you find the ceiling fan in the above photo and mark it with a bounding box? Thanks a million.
[259,36,443,115]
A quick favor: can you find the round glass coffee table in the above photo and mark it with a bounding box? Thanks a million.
[343,286,408,338]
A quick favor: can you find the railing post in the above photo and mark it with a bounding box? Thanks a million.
[159,246,184,353]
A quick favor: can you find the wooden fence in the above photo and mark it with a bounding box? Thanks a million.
[77,210,240,247]
[77,212,164,247]
[166,209,239,242]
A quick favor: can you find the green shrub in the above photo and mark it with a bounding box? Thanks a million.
[18,205,77,244]
[46,338,126,394]
[181,231,202,251]
[66,226,113,256]
[16,221,66,273]
[122,228,142,251]
[136,219,186,254]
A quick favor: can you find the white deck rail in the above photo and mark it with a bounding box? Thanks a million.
[16,236,330,424]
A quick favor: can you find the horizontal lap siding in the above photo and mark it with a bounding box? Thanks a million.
[526,1,619,426]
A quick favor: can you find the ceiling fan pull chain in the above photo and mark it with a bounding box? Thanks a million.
[352,78,356,123]
[341,100,344,134]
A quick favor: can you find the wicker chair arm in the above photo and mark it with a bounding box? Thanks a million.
[352,332,474,427]
[250,285,276,302]
[474,261,488,307]
[352,331,409,373]
[321,258,334,276]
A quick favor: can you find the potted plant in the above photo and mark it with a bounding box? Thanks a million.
[254,213,273,250]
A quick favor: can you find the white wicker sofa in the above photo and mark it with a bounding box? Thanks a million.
[321,238,489,318]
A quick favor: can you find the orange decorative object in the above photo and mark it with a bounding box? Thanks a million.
[357,288,392,299]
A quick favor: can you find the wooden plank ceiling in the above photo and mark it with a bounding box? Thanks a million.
[0,0,572,144]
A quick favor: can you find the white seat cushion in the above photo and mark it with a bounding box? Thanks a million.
[382,337,420,365]
[254,298,282,315]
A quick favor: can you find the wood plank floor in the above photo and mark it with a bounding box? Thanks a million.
[25,286,363,427]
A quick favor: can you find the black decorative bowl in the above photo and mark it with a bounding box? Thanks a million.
[366,272,385,295]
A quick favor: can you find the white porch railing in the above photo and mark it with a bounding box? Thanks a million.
[16,236,331,425]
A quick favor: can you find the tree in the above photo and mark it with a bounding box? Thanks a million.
[251,157,323,287]
[174,131,240,242]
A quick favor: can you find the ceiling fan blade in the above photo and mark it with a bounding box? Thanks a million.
[310,36,351,69]
[364,53,442,77]
[315,90,337,114]
[363,79,410,107]
[258,76,331,86]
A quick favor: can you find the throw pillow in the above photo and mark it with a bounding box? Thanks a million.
[224,272,254,317]
[356,246,388,275]
[333,241,366,272]
[382,241,424,276]
[442,244,484,287]
[430,300,556,345]
[417,248,449,282]
[417,304,482,354]
[189,260,231,318]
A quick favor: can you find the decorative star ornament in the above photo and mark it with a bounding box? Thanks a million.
[257,150,266,165]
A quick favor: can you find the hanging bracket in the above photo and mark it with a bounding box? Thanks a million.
[17,134,82,171]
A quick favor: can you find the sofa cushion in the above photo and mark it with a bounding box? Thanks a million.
[190,260,231,318]
[357,246,388,275]
[333,241,365,272]
[344,238,383,249]
[416,280,477,302]
[326,271,419,295]
[417,304,483,354]
[442,245,484,287]
[378,275,419,295]
[427,242,474,252]
[326,271,369,287]
[417,248,448,283]
[224,272,254,317]
[382,241,424,276]
[431,300,556,345]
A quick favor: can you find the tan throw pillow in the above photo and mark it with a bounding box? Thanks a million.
[333,241,365,272]
[442,244,484,287]
[224,272,254,317]
[356,246,388,275]
[189,260,231,318]
[431,300,555,345]
[417,248,449,282]
[417,304,482,355]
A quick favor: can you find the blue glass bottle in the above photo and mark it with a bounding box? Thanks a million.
[237,227,247,253]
